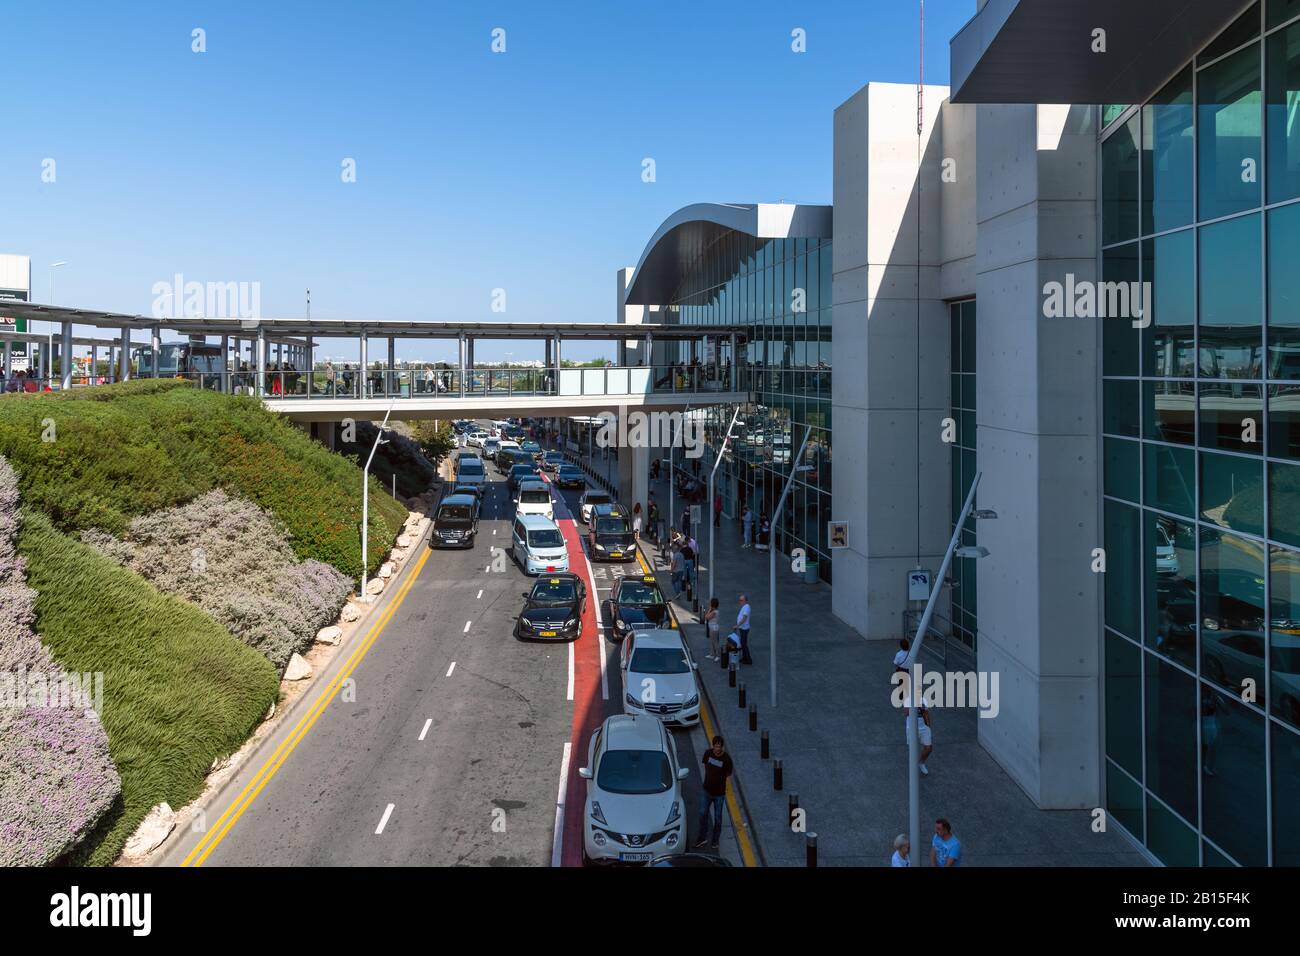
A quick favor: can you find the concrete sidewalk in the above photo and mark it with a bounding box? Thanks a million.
[591,452,1145,868]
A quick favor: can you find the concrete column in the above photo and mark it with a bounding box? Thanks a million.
[617,439,649,516]
[151,325,161,379]
[306,335,314,399]
[220,335,229,391]
[61,321,73,389]
[256,325,266,397]
[359,331,368,397]
[89,344,96,383]
[388,336,395,395]
[119,328,131,381]
[3,340,11,378]
[458,332,466,397]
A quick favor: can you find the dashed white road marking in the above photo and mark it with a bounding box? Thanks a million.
[476,589,484,600]
[418,719,432,741]
[464,620,472,633]
[550,742,572,868]
[375,803,395,835]
[446,662,457,677]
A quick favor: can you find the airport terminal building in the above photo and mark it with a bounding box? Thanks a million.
[619,0,1300,865]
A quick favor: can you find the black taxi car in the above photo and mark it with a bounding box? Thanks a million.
[603,574,670,639]
[514,573,587,642]
[586,504,635,562]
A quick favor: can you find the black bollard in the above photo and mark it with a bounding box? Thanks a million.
[761,730,770,758]
[728,663,737,688]
[749,702,758,731]
[737,681,746,708]
[773,758,783,791]
[788,792,800,828]
[719,649,728,671]
[806,833,818,868]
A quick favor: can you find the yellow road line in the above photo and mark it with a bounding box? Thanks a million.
[636,547,758,868]
[183,545,432,866]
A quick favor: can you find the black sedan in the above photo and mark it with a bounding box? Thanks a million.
[514,573,587,642]
[555,464,587,490]
[603,574,670,639]
[542,450,566,472]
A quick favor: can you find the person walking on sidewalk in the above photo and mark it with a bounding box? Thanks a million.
[904,692,933,776]
[670,544,686,598]
[703,597,721,660]
[741,505,754,549]
[696,736,733,850]
[632,502,643,539]
[647,500,661,543]
[714,492,723,528]
[735,594,752,665]
[680,538,696,601]
[893,637,911,674]
[891,834,911,867]
[931,818,962,867]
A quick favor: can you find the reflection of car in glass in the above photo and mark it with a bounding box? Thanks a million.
[604,575,670,639]
[1153,523,1179,575]
[579,715,688,865]
[514,573,585,642]
[620,628,700,727]
[587,506,635,562]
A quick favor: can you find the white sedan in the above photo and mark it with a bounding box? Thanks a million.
[579,714,688,865]
[620,628,701,727]
[466,429,489,448]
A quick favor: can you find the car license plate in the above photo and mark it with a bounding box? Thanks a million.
[619,852,653,862]
[610,552,622,558]
[540,630,557,638]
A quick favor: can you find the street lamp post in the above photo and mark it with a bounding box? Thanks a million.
[707,408,743,608]
[360,398,397,602]
[902,470,995,865]
[769,427,812,708]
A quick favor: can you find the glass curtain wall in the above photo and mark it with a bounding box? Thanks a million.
[1101,0,1300,867]
[662,232,833,581]
[950,300,978,652]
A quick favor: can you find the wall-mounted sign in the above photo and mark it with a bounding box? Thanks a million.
[828,521,849,549]
[907,568,932,602]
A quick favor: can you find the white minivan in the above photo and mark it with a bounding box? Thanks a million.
[455,455,487,490]
[514,478,555,522]
[510,514,570,575]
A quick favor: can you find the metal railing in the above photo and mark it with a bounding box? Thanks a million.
[901,606,975,672]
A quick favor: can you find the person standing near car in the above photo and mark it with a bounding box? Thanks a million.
[741,505,754,549]
[632,502,643,539]
[735,593,752,665]
[695,736,733,850]
[703,597,722,661]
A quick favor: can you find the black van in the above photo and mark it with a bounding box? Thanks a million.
[432,493,479,549]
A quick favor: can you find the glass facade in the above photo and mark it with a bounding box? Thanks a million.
[950,300,978,651]
[660,233,833,581]
[1101,1,1300,867]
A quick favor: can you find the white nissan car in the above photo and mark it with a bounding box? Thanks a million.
[579,715,688,865]
[620,628,701,727]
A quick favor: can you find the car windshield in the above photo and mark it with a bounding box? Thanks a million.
[630,647,690,674]
[585,494,611,506]
[531,580,576,603]
[459,463,484,476]
[454,487,479,498]
[560,468,583,478]
[520,489,551,504]
[437,504,473,521]
[619,582,663,606]
[545,452,564,460]
[596,749,672,795]
[512,466,534,477]
[528,529,564,548]
[522,442,540,452]
[595,518,630,535]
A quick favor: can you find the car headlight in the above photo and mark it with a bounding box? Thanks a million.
[664,801,681,827]
[594,543,606,551]
[665,832,679,847]
[520,618,535,628]
[685,694,699,707]
[615,619,627,631]
[565,618,579,629]
[590,801,607,825]
[625,692,644,709]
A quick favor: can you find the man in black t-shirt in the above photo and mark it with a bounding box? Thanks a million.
[695,736,733,850]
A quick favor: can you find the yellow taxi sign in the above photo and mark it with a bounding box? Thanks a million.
[549,578,561,585]
[643,575,655,583]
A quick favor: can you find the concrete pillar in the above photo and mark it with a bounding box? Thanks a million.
[89,344,96,383]
[256,325,266,397]
[220,335,229,391]
[60,321,73,389]
[617,440,649,516]
[359,331,368,397]
[119,328,131,381]
[3,340,11,378]
[151,325,161,379]
[388,336,395,395]
[306,335,314,399]
[458,332,466,397]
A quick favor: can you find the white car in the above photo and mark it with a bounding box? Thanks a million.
[620,629,701,727]
[579,714,688,865]
[466,429,489,449]
[1154,523,1179,575]
[579,489,614,524]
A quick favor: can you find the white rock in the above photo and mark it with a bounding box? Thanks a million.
[123,803,175,858]
[397,534,412,548]
[366,577,385,595]
[378,562,395,579]
[283,653,313,681]
[265,701,277,720]
[316,625,342,646]
[340,603,361,623]
[210,754,232,774]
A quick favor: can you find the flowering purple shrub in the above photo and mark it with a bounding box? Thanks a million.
[0,456,121,866]
[81,489,353,671]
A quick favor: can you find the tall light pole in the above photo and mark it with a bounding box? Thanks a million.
[769,426,812,708]
[707,407,743,608]
[901,470,995,864]
[48,262,66,384]
[360,398,398,602]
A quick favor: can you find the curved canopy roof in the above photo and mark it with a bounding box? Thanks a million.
[623,202,832,307]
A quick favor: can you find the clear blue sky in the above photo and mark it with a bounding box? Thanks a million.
[0,0,974,363]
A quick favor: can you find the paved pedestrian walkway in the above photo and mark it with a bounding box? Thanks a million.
[575,445,1145,867]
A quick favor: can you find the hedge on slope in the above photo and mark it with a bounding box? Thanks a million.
[0,380,406,580]
[82,489,353,672]
[17,507,279,865]
[0,456,121,866]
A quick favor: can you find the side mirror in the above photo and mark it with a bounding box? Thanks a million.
[578,767,593,780]
[676,767,690,780]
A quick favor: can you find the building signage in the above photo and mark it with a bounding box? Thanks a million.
[907,568,932,601]
[828,521,849,549]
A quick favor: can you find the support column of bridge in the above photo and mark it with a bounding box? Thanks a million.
[119,328,131,382]
[256,326,266,397]
[60,321,73,389]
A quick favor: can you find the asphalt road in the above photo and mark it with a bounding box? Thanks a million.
[165,430,719,867]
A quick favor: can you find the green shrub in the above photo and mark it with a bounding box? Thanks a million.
[17,507,279,865]
[0,380,405,581]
